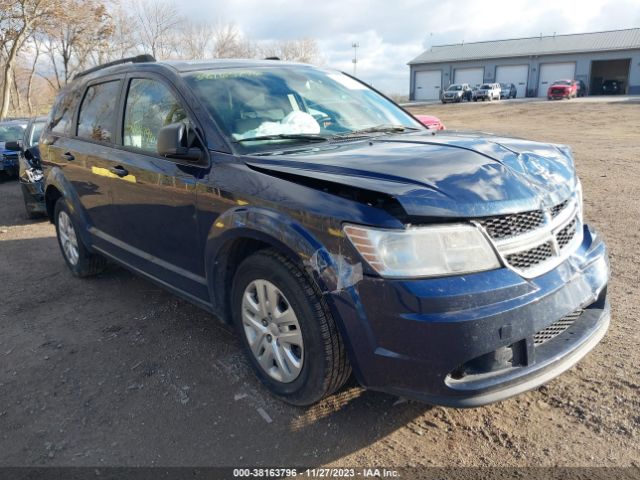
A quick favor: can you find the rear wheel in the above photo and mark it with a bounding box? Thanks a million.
[232,249,351,405]
[54,199,107,277]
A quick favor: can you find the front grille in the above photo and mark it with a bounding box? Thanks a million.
[534,308,584,346]
[557,217,578,249]
[505,242,553,269]
[551,88,565,95]
[476,195,581,277]
[476,210,545,240]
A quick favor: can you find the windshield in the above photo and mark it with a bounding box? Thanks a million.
[447,85,462,91]
[480,84,492,89]
[553,80,572,86]
[0,123,26,143]
[184,66,422,151]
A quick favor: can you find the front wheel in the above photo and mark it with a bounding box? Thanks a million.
[54,199,107,277]
[232,249,351,405]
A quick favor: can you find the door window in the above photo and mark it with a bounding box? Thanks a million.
[123,78,187,154]
[77,81,120,142]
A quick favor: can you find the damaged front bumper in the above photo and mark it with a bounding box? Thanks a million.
[19,168,45,214]
[330,223,609,407]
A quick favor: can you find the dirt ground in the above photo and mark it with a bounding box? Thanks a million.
[1,98,639,470]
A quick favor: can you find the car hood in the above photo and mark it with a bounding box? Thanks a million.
[245,131,577,219]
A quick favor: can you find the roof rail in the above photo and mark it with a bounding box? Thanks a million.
[74,54,156,80]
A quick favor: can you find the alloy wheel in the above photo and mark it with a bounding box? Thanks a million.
[241,279,304,383]
[58,210,79,265]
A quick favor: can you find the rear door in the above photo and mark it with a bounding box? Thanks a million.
[44,77,125,244]
[106,73,207,299]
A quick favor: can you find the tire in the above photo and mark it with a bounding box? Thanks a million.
[231,249,351,406]
[54,198,107,277]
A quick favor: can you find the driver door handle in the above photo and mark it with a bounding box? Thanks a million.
[109,165,129,177]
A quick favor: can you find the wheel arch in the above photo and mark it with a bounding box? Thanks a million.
[204,207,333,323]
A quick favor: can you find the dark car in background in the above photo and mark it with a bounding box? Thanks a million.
[441,83,472,103]
[577,80,587,97]
[41,56,610,407]
[0,119,27,179]
[5,116,47,217]
[602,79,623,95]
[499,83,517,99]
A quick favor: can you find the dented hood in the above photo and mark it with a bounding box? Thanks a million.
[245,131,578,218]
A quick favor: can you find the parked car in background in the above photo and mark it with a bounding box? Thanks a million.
[499,83,517,99]
[473,83,501,101]
[42,56,610,407]
[577,80,587,97]
[414,114,445,130]
[5,116,47,217]
[0,119,27,179]
[601,79,623,95]
[441,83,472,103]
[547,80,578,100]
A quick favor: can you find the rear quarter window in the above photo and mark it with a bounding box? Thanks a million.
[49,89,79,135]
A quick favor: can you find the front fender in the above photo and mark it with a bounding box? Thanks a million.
[205,206,363,298]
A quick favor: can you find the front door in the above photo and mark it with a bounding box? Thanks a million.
[107,75,207,300]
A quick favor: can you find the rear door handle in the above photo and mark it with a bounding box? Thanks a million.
[109,165,129,177]
[62,152,75,161]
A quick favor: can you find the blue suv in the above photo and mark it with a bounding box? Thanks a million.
[41,56,610,406]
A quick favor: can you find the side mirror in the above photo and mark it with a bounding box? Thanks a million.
[4,141,22,152]
[157,122,202,162]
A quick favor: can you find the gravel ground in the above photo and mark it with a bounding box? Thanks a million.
[0,98,639,470]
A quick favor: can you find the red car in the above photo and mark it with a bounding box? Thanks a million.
[414,114,446,130]
[547,80,578,100]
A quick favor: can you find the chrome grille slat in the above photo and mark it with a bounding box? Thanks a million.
[533,308,584,345]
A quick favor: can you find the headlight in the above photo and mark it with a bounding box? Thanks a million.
[343,223,501,278]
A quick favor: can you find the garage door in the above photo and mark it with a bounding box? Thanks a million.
[414,70,441,101]
[538,62,576,96]
[454,67,484,88]
[496,65,529,98]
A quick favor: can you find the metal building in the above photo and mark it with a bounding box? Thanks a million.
[408,28,640,101]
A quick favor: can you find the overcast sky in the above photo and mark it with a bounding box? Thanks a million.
[174,0,639,94]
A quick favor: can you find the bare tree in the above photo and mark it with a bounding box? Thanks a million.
[0,0,62,120]
[92,1,138,64]
[178,21,214,60]
[24,34,43,114]
[134,0,183,59]
[259,38,321,64]
[44,0,114,90]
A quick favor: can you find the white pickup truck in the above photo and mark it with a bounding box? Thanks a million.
[473,83,501,101]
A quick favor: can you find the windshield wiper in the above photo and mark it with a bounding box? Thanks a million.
[233,134,328,143]
[333,124,420,138]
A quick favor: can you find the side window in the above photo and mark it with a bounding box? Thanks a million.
[123,78,187,153]
[29,122,45,147]
[77,80,120,142]
[50,90,78,135]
